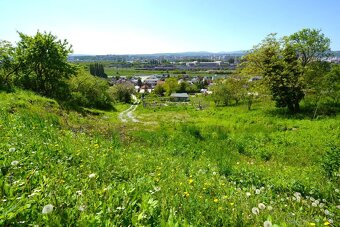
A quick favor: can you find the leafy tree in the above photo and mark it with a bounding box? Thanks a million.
[15,31,76,99]
[164,77,179,96]
[241,29,331,113]
[0,40,15,90]
[89,63,107,78]
[153,83,165,96]
[109,82,135,103]
[69,69,112,109]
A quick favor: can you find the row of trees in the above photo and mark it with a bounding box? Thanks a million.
[0,31,134,109]
[89,63,107,78]
[211,29,339,114]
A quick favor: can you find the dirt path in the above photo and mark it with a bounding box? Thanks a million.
[118,95,140,123]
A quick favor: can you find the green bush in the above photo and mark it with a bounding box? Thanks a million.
[68,70,112,109]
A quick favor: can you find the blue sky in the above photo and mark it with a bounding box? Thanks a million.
[1,0,339,54]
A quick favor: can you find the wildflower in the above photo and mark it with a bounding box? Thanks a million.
[314,200,320,205]
[154,186,161,192]
[255,189,261,195]
[311,202,317,207]
[88,173,96,178]
[252,207,260,215]
[328,219,333,224]
[230,202,234,206]
[336,205,340,209]
[9,147,16,152]
[324,221,330,226]
[11,160,19,166]
[42,204,53,214]
[294,192,301,198]
[76,190,82,196]
[335,189,339,193]
[258,203,266,210]
[319,203,324,208]
[184,191,190,197]
[267,205,273,211]
[188,179,194,184]
[78,205,85,212]
[116,206,125,210]
[214,198,219,203]
[324,209,330,216]
[309,223,316,226]
[263,220,272,227]
[246,192,251,197]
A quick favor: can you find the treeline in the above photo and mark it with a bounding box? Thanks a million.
[209,29,339,115]
[89,63,107,78]
[0,31,134,109]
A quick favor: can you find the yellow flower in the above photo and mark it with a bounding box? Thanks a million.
[214,198,219,203]
[184,192,190,197]
[218,206,223,211]
[324,221,330,226]
[230,202,234,206]
[188,179,194,184]
[309,223,316,226]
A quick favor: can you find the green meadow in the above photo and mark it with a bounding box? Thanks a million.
[1,90,339,226]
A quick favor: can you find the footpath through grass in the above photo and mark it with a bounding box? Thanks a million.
[0,90,339,226]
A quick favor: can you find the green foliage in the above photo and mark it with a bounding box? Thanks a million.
[164,77,179,96]
[0,40,16,90]
[0,90,339,226]
[109,82,135,103]
[210,76,247,106]
[153,83,166,96]
[89,63,107,78]
[14,31,76,99]
[322,145,340,179]
[69,70,113,109]
[241,29,331,113]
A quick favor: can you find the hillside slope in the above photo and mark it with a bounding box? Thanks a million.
[0,90,339,226]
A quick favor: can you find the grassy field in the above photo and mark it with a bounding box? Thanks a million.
[0,90,339,226]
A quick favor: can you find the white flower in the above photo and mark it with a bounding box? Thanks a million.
[267,205,273,211]
[76,190,82,196]
[314,200,319,205]
[335,189,339,193]
[324,209,330,215]
[9,147,16,152]
[311,202,317,207]
[263,220,272,227]
[255,189,261,194]
[294,192,301,198]
[42,204,54,214]
[11,160,19,166]
[336,205,340,209]
[252,207,260,215]
[246,192,251,197]
[258,203,266,210]
[88,173,96,178]
[328,219,333,224]
[78,205,85,212]
[319,202,324,208]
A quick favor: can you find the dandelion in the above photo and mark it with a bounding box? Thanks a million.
[88,173,96,178]
[9,147,16,152]
[263,220,272,227]
[214,198,219,203]
[188,179,194,184]
[324,209,330,215]
[78,205,85,212]
[246,192,251,197]
[11,160,19,166]
[252,207,260,215]
[42,204,53,214]
[255,189,261,195]
[258,203,266,210]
